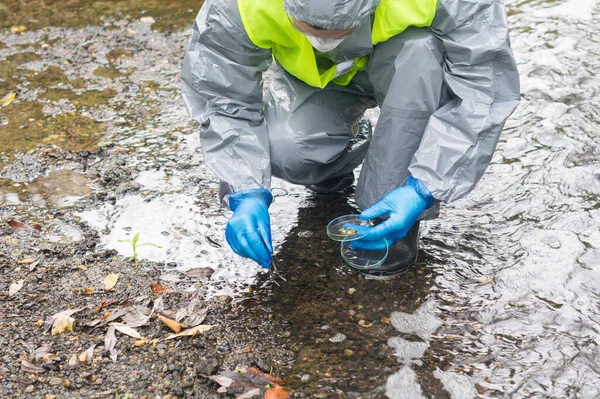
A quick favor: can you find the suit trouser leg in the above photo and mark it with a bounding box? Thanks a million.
[265,68,376,186]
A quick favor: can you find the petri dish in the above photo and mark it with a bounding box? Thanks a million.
[340,239,389,270]
[327,215,371,242]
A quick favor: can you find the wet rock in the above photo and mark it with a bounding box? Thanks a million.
[195,358,218,376]
[216,342,230,354]
[254,357,271,372]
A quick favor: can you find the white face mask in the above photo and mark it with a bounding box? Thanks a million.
[305,34,346,52]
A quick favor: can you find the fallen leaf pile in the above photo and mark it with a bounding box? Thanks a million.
[16,270,218,383]
[204,367,289,399]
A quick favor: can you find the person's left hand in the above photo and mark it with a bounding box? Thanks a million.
[349,176,434,250]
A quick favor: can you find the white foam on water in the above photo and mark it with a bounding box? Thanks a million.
[390,299,443,341]
[387,336,428,366]
[385,367,425,399]
[433,370,477,399]
[386,300,453,397]
[534,0,597,20]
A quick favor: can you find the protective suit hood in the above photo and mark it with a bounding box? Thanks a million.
[284,0,381,30]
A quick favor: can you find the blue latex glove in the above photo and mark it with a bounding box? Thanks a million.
[225,188,273,268]
[350,176,435,250]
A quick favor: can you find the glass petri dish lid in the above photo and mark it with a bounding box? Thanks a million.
[326,214,372,242]
[340,239,389,270]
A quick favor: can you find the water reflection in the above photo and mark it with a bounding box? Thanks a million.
[0,169,91,209]
[401,0,600,396]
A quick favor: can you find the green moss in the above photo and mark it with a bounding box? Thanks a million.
[40,87,116,106]
[0,0,205,33]
[5,51,41,64]
[93,65,131,79]
[106,48,135,62]
[76,88,117,106]
[41,88,75,102]
[69,77,88,89]
[27,66,68,89]
[141,80,160,92]
[16,42,43,50]
[0,100,103,156]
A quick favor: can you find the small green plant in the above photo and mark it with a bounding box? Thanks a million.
[118,232,162,266]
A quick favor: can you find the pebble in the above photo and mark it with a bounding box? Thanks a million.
[25,385,34,393]
[49,377,63,385]
[329,333,347,343]
[196,358,218,375]
[140,16,156,24]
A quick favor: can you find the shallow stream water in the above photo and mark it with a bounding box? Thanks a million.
[1,0,599,396]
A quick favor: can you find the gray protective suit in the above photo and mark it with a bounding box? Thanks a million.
[181,0,521,212]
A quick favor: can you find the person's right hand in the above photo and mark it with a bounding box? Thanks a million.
[225,188,273,268]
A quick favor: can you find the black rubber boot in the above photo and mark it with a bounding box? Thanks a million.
[358,222,420,279]
[306,173,354,195]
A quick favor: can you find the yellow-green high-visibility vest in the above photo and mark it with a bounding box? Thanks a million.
[238,0,438,89]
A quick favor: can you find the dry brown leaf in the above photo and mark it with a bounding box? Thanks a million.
[265,385,290,399]
[45,308,83,333]
[158,314,182,333]
[109,349,118,362]
[151,282,172,293]
[236,388,263,399]
[104,274,120,291]
[86,344,96,359]
[77,344,95,363]
[206,374,234,388]
[104,326,117,351]
[9,280,24,296]
[21,360,45,373]
[29,260,40,272]
[120,310,150,328]
[149,295,164,317]
[94,299,117,313]
[66,354,80,369]
[17,258,37,265]
[7,220,28,230]
[111,323,142,339]
[51,314,75,335]
[164,324,215,340]
[175,308,188,323]
[243,367,283,385]
[83,287,95,295]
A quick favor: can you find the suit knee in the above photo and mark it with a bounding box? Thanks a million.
[269,132,307,183]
